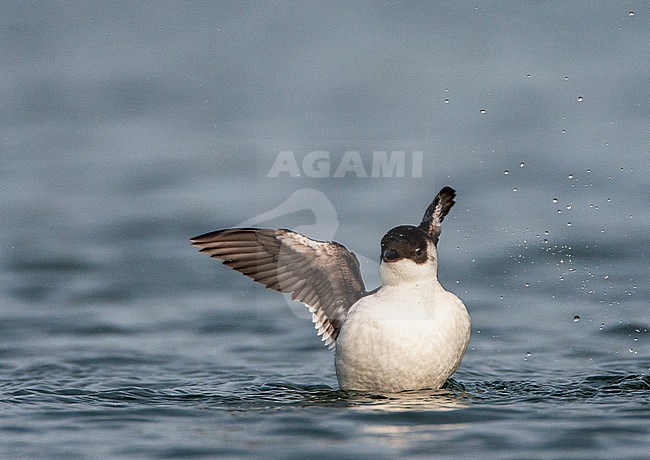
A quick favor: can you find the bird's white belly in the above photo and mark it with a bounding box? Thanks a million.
[334,289,470,392]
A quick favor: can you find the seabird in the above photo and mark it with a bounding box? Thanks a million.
[191,186,471,392]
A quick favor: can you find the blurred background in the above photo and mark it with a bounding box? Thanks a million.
[2,0,647,338]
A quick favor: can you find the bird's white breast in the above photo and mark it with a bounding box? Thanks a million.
[334,278,470,392]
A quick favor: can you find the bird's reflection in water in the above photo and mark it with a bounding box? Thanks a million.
[344,385,468,412]
[340,385,470,448]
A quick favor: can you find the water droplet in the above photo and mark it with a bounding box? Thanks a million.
[504,170,509,175]
[526,352,531,357]
[524,283,530,288]
[561,129,566,134]
[479,109,486,114]
[444,98,450,104]
[577,96,583,102]
[519,162,525,168]
[564,76,569,81]
[552,197,558,203]
[573,315,580,322]
[628,11,635,16]
[513,187,518,192]
[568,174,574,179]
[566,204,572,210]
[544,230,550,235]
[526,73,532,78]
[567,222,572,227]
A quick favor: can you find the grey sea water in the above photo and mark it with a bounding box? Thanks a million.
[1,2,649,458]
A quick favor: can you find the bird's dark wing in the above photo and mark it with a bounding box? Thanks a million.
[419,186,456,245]
[190,228,368,349]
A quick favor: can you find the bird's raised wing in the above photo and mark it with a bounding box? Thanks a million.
[190,228,368,349]
[419,186,456,245]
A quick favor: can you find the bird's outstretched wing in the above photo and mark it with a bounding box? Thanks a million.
[190,228,368,350]
[419,186,456,245]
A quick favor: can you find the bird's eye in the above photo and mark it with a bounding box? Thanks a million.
[415,248,424,256]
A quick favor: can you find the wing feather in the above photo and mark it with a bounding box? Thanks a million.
[418,186,456,245]
[191,228,368,349]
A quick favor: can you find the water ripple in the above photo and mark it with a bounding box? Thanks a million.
[2,373,648,414]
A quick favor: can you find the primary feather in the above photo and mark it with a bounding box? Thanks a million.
[190,228,368,349]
